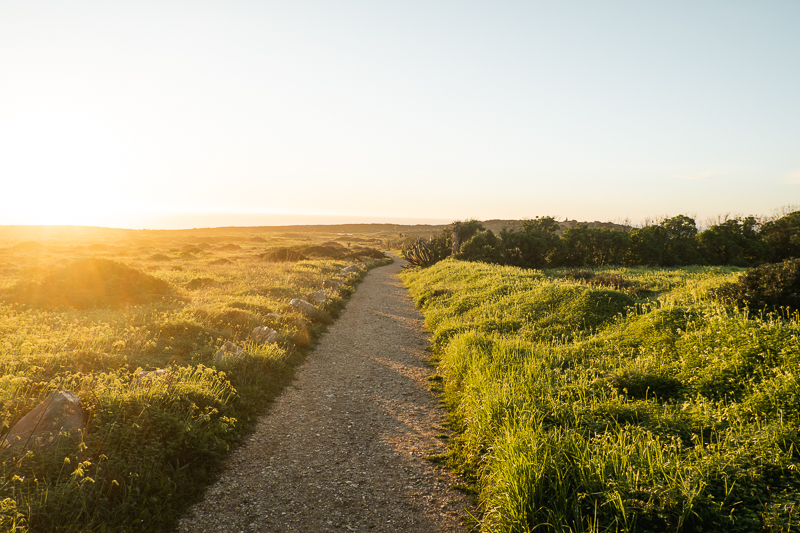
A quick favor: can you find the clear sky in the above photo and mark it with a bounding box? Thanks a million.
[1,1,798,229]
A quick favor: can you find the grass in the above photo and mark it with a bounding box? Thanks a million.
[402,258,800,532]
[0,226,391,532]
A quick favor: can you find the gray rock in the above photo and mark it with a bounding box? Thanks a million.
[132,368,173,387]
[340,263,365,275]
[214,341,245,362]
[290,298,333,325]
[322,279,343,289]
[304,290,333,305]
[5,390,84,449]
[251,326,280,344]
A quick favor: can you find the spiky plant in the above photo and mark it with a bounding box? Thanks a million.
[402,238,436,268]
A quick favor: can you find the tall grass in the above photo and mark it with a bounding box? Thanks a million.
[0,229,390,531]
[402,258,800,532]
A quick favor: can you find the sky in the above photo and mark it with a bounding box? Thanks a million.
[1,1,798,229]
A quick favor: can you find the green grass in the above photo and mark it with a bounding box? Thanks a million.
[0,227,391,532]
[402,258,800,532]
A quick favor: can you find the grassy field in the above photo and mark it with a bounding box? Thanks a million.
[0,225,391,532]
[402,259,800,532]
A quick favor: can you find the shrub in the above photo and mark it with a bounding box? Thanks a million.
[402,239,437,268]
[260,248,308,262]
[192,307,262,338]
[185,277,217,290]
[761,210,800,261]
[6,258,178,309]
[714,258,800,314]
[457,230,502,263]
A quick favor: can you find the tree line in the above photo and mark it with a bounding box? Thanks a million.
[407,210,800,269]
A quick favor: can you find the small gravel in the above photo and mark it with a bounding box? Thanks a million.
[177,254,473,532]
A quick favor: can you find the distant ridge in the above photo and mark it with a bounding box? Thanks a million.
[0,219,633,245]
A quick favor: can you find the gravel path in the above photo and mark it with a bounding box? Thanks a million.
[177,255,473,532]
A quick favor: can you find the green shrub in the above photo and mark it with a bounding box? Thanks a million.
[760,210,800,261]
[714,258,800,314]
[457,230,502,263]
[402,239,436,268]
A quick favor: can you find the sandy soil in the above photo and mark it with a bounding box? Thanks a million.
[177,254,473,532]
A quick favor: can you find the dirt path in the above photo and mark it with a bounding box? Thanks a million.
[177,255,473,532]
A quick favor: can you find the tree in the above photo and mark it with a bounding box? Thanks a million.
[562,225,630,267]
[562,223,594,266]
[697,216,771,266]
[458,230,502,263]
[450,219,484,255]
[660,215,702,266]
[627,225,666,266]
[499,217,564,268]
[761,211,800,261]
[592,228,630,266]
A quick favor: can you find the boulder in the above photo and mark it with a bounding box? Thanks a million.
[340,263,365,275]
[132,368,173,387]
[251,326,280,344]
[322,278,344,290]
[304,290,333,305]
[289,298,334,325]
[5,390,84,449]
[214,341,245,362]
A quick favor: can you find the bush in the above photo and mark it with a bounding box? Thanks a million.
[457,230,502,263]
[260,248,308,262]
[761,210,800,261]
[714,258,800,314]
[6,258,178,309]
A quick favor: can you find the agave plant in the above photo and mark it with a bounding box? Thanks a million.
[402,238,436,268]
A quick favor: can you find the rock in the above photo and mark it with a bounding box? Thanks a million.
[292,328,311,348]
[214,341,245,362]
[289,298,334,325]
[132,368,173,387]
[340,263,365,275]
[5,390,84,449]
[304,290,333,305]
[265,313,282,321]
[251,326,280,344]
[322,279,343,290]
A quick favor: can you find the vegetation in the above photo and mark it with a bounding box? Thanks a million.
[0,227,390,532]
[715,258,800,314]
[401,210,800,271]
[402,259,800,532]
[402,239,436,268]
